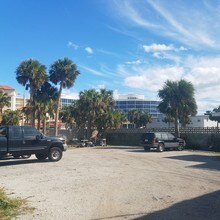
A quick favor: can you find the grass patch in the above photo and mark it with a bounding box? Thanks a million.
[0,187,34,220]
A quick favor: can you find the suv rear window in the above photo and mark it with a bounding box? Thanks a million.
[142,133,155,141]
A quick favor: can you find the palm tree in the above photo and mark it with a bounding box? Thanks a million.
[60,104,76,130]
[75,89,101,138]
[0,91,11,123]
[128,109,152,128]
[49,57,80,136]
[2,109,21,125]
[209,106,220,128]
[16,59,47,126]
[34,81,58,133]
[139,111,152,128]
[158,79,197,137]
[75,89,124,137]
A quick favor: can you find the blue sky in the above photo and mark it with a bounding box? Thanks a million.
[1,0,220,114]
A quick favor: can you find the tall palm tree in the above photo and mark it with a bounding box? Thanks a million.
[16,59,47,126]
[76,89,101,138]
[0,91,11,123]
[49,57,80,136]
[34,81,58,133]
[158,79,197,137]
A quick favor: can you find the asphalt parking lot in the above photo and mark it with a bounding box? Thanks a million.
[1,146,220,220]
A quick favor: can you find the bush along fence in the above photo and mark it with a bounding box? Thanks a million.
[105,128,220,152]
[48,127,220,152]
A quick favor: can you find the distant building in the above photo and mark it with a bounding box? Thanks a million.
[115,94,162,118]
[187,115,217,128]
[60,98,75,108]
[146,114,217,128]
[16,93,29,110]
[0,85,16,111]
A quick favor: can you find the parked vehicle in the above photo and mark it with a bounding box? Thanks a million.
[0,126,67,161]
[77,138,107,147]
[140,132,185,152]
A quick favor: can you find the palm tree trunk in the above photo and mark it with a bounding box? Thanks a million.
[175,109,180,137]
[43,118,47,135]
[37,110,41,130]
[30,86,35,127]
[54,85,62,136]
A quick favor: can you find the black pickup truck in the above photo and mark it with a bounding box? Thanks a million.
[0,125,67,162]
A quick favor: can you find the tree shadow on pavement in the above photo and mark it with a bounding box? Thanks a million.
[165,154,220,171]
[134,190,220,220]
[0,158,50,167]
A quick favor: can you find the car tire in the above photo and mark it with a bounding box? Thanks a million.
[48,147,63,162]
[21,154,31,159]
[157,143,164,152]
[144,146,150,151]
[177,142,185,151]
[35,153,48,160]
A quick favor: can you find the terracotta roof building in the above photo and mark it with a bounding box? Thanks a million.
[0,85,16,111]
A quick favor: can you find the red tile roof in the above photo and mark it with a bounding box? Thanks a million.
[0,85,15,91]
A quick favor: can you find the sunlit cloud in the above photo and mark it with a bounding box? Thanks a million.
[67,41,79,50]
[85,47,93,54]
[79,65,104,76]
[125,59,141,65]
[143,43,187,53]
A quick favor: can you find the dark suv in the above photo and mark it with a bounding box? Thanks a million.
[140,132,185,152]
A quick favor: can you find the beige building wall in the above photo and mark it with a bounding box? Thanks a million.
[0,85,16,111]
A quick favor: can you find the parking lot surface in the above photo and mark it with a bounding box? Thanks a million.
[1,147,220,220]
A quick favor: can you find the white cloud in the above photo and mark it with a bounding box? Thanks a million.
[116,54,220,114]
[61,90,79,99]
[111,0,220,49]
[112,0,159,29]
[143,43,187,53]
[122,65,184,91]
[85,47,93,54]
[143,44,174,52]
[126,59,141,65]
[97,84,105,89]
[67,41,79,50]
[79,65,104,76]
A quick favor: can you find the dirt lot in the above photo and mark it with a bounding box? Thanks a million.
[1,147,220,220]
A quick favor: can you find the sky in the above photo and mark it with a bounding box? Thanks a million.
[1,0,220,114]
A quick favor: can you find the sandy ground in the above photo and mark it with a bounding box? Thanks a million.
[0,146,220,220]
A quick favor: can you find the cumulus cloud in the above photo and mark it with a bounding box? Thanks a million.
[143,44,174,52]
[85,47,93,54]
[143,43,187,53]
[122,65,184,91]
[116,54,220,114]
[61,90,79,100]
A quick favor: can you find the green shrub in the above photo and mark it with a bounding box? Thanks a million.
[0,188,34,219]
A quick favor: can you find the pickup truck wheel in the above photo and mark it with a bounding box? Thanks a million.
[22,154,31,159]
[157,143,164,152]
[48,147,62,162]
[35,153,48,160]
